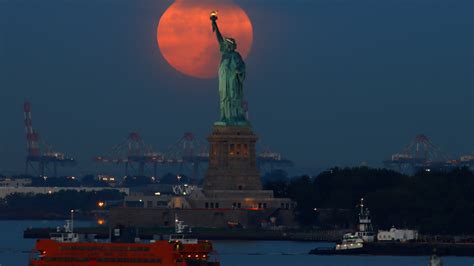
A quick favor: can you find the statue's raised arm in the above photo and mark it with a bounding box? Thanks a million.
[210,11,224,45]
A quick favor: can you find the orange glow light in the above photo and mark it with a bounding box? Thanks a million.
[247,207,261,211]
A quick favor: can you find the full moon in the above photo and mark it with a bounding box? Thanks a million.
[157,0,253,79]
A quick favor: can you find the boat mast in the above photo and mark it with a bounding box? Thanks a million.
[358,198,373,233]
[70,209,74,234]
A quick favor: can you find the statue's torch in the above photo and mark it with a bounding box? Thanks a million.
[210,10,218,32]
[210,10,218,21]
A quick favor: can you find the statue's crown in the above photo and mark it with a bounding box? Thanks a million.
[225,38,236,44]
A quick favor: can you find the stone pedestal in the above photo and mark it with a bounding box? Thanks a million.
[203,125,262,191]
[190,124,296,227]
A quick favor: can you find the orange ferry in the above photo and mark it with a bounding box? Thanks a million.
[29,216,220,266]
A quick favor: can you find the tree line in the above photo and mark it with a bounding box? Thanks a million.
[263,167,474,235]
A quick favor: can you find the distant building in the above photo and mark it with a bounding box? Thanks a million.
[0,178,32,187]
[377,226,418,242]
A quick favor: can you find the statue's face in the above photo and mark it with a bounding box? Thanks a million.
[224,38,237,52]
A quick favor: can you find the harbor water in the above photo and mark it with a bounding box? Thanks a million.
[0,220,473,266]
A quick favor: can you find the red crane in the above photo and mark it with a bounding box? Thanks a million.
[383,134,456,172]
[23,101,75,177]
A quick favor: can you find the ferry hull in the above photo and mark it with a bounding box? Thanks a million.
[29,239,220,266]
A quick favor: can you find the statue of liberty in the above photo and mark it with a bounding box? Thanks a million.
[210,11,248,126]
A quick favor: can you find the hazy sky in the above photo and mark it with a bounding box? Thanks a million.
[0,0,472,175]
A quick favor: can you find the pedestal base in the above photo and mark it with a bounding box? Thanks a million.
[203,125,262,191]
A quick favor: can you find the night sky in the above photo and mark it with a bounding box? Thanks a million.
[0,0,472,175]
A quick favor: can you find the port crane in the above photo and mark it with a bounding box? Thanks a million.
[93,132,164,178]
[94,132,294,179]
[23,101,76,177]
[383,134,457,172]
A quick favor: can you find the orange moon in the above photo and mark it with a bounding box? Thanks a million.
[157,0,253,79]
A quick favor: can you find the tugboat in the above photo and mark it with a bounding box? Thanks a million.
[332,234,365,254]
[29,211,220,266]
[310,198,374,255]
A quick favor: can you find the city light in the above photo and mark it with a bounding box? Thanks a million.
[97,201,105,208]
[155,192,161,196]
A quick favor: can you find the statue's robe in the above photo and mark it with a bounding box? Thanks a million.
[218,50,246,123]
